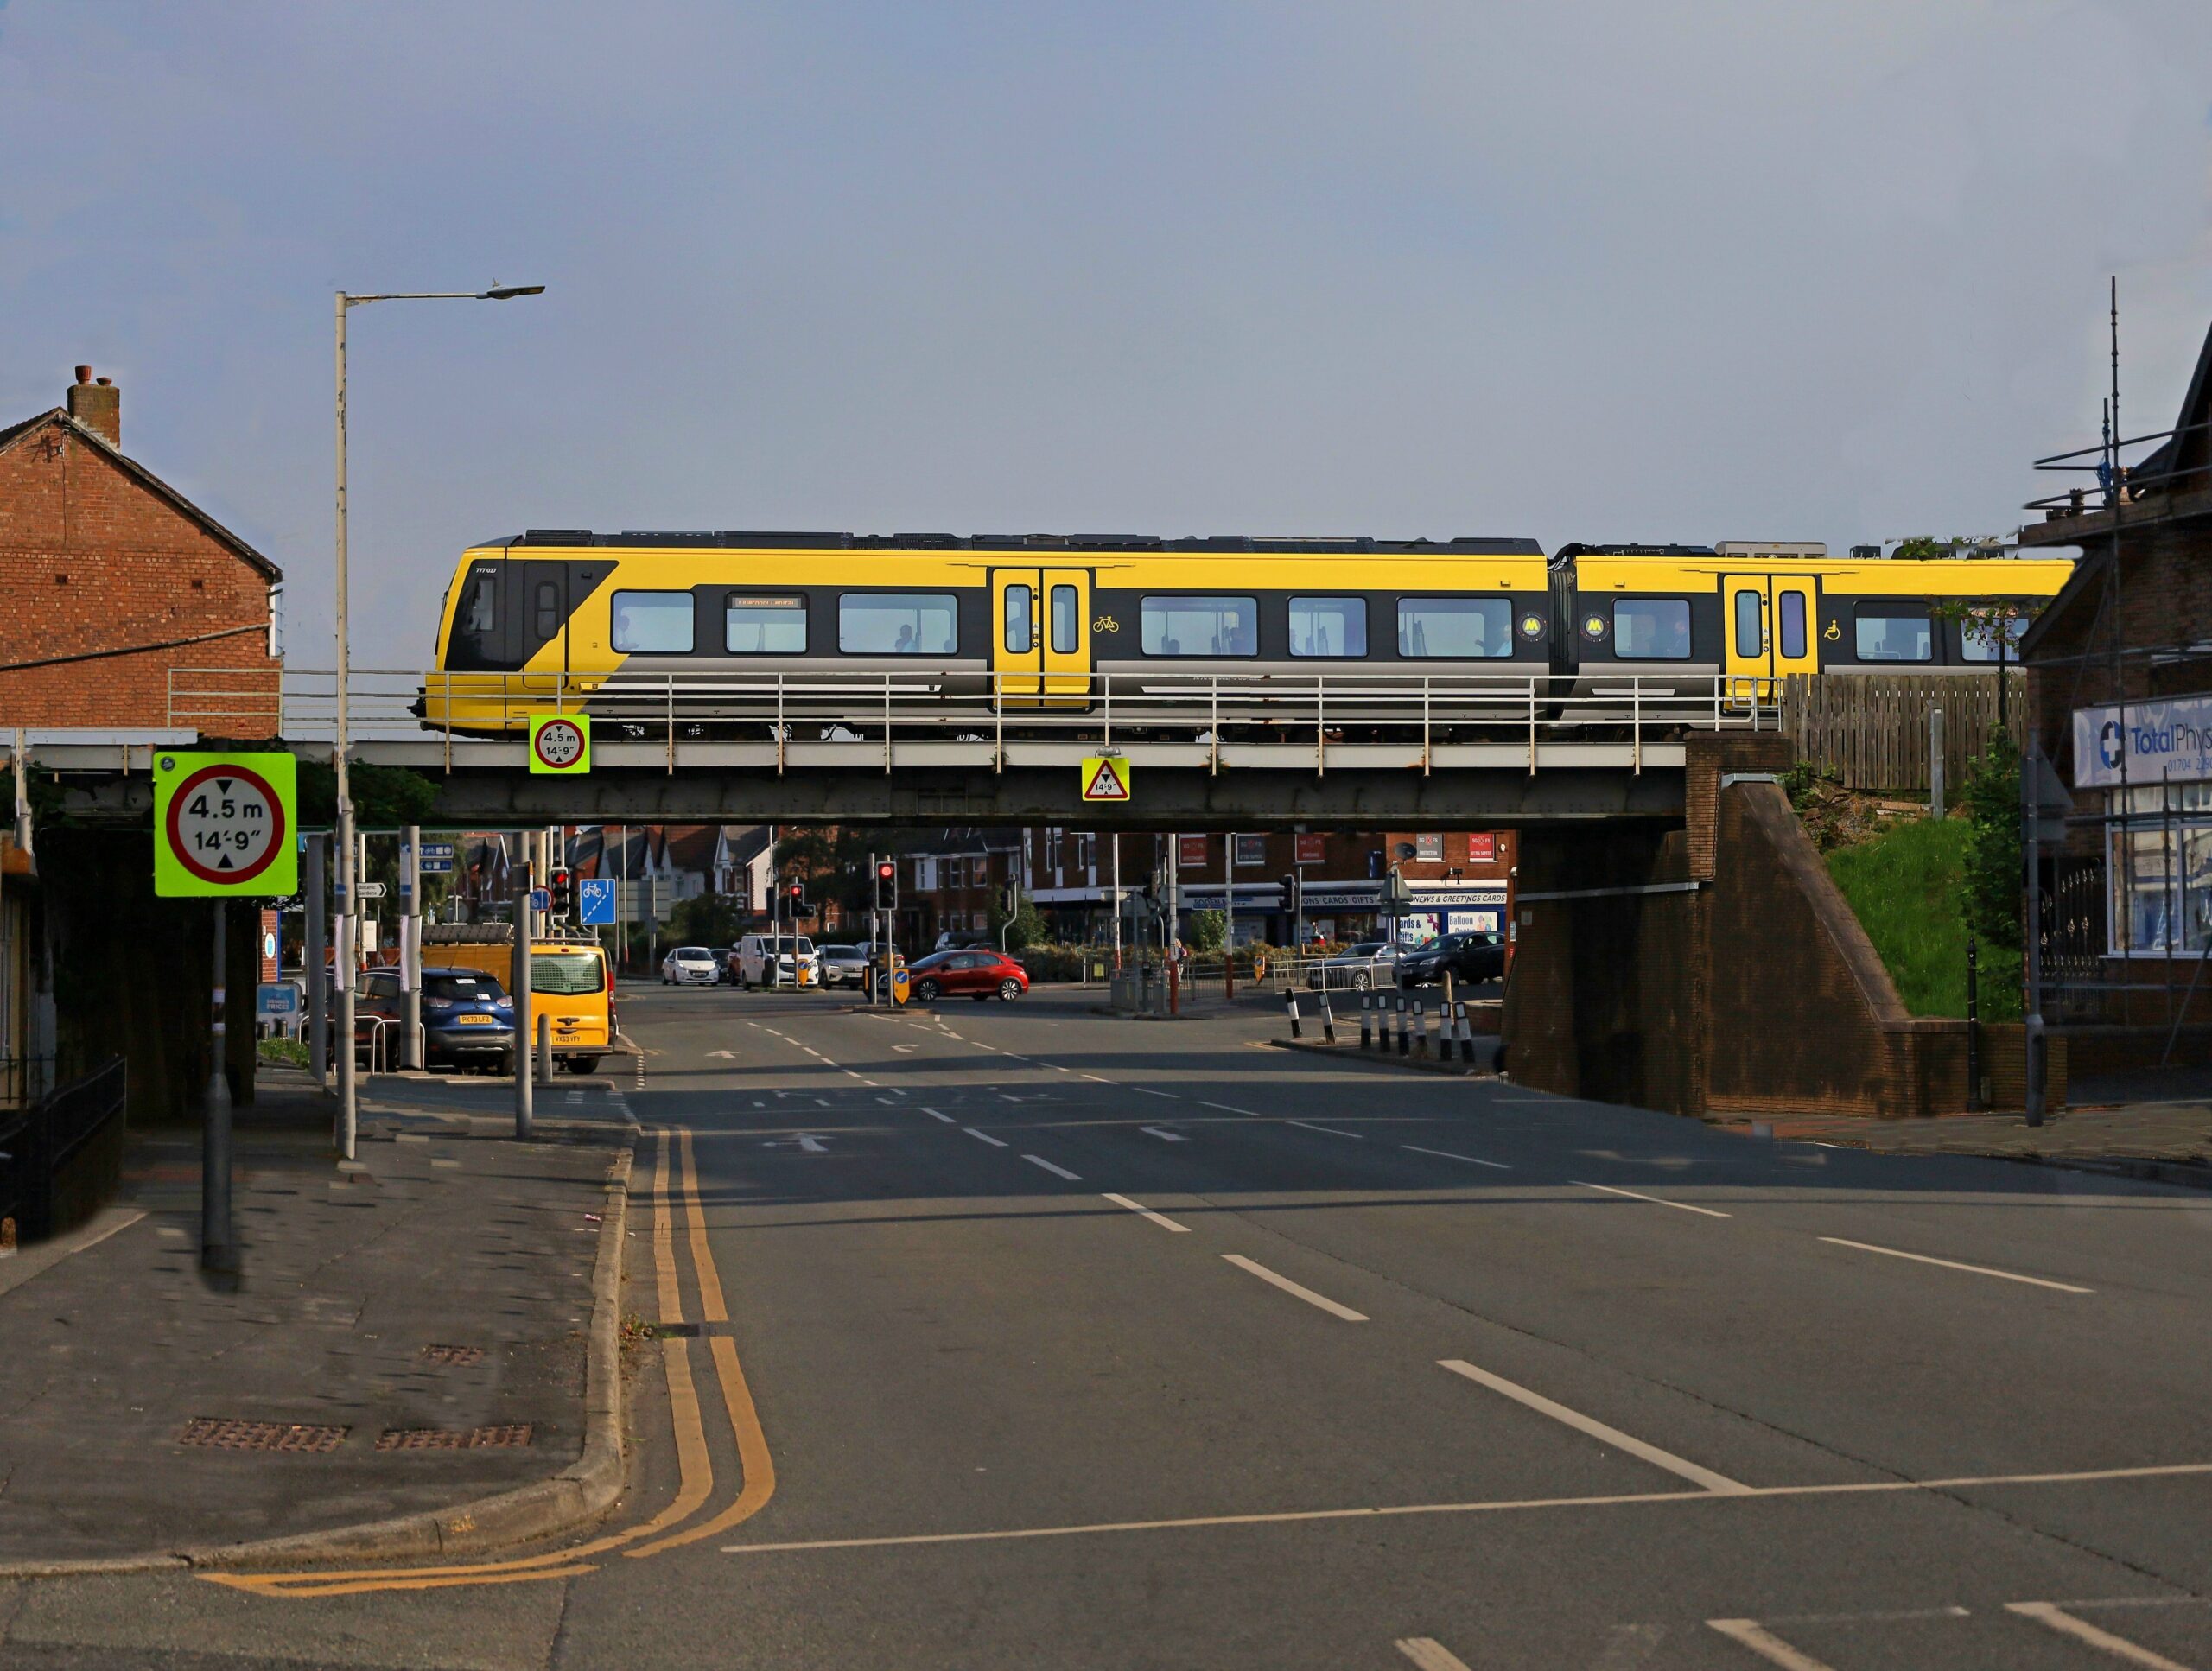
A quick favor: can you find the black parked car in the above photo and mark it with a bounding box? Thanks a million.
[1396,931,1506,988]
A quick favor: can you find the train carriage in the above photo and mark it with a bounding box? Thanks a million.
[422,530,1556,738]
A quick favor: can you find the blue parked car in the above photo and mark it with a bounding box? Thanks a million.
[358,965,516,1072]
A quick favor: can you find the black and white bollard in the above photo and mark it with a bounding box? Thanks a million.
[1284,988,1303,1039]
[1412,999,1427,1058]
[1397,995,1412,1056]
[1358,993,1373,1050]
[1319,992,1337,1045]
[1459,1002,1478,1064]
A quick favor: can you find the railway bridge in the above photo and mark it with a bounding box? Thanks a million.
[15,665,1975,1124]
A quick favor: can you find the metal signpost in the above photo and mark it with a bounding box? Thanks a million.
[514,866,535,1140]
[152,751,299,1274]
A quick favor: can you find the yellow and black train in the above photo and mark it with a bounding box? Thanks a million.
[420,530,2071,734]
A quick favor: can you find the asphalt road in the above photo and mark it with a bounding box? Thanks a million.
[10,981,2212,1669]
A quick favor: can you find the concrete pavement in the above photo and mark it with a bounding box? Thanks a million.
[5,983,2211,1667]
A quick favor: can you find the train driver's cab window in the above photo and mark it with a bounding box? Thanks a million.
[840,593,958,655]
[610,590,695,653]
[461,574,499,638]
[1959,606,2024,662]
[1141,596,1257,657]
[725,594,807,654]
[1853,602,1932,662]
[1290,597,1367,658]
[1612,599,1693,659]
[1398,597,1514,658]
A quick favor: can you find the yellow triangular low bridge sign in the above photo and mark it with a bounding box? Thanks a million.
[1080,754,1131,803]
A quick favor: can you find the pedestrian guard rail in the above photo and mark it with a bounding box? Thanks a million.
[0,1056,127,1247]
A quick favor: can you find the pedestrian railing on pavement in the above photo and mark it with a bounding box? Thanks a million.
[0,1056,126,1247]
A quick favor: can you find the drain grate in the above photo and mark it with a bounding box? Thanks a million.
[180,1418,349,1452]
[419,1344,486,1366]
[376,1423,535,1451]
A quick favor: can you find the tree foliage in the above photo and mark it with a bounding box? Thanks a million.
[667,892,750,949]
[1186,908,1226,952]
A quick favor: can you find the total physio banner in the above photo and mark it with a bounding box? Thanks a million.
[2073,696,2212,789]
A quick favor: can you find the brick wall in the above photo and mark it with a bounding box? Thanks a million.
[0,419,278,733]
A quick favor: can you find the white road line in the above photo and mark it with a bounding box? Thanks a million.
[1572,1180,1731,1218]
[1438,1359,1749,1496]
[1131,1085,1179,1100]
[720,1461,2212,1556]
[1395,1639,1473,1671]
[1023,1154,1082,1181]
[1102,1192,1191,1233]
[1404,1144,1511,1171]
[876,1096,894,1106]
[1223,1255,1368,1322]
[1705,1619,1836,1670]
[963,1127,1009,1147]
[1819,1237,2094,1294]
[922,1108,956,1123]
[1140,1126,1188,1143]
[2006,1603,2196,1668]
[1198,1099,1258,1116]
[1081,1072,1112,1083]
[1287,1119,1363,1139]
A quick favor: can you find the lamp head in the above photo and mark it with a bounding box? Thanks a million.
[481,285,547,301]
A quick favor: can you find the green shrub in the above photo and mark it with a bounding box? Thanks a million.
[1186,910,1226,952]
[1960,732,2023,952]
[257,1035,308,1068]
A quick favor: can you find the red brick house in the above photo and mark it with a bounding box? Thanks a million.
[0,367,283,734]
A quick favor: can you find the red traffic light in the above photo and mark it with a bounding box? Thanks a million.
[787,882,804,899]
[875,861,895,881]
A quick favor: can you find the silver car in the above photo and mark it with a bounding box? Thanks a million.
[814,944,869,988]
[660,945,720,986]
[1306,939,1404,991]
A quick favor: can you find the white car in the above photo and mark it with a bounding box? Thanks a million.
[660,945,720,986]
[734,932,819,989]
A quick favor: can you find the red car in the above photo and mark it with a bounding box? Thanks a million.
[906,948,1029,1002]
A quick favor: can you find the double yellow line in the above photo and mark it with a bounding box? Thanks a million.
[205,1128,774,1598]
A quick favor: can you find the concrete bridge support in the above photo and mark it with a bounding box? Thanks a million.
[1504,734,1985,1121]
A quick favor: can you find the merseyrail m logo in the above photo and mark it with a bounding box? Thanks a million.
[1080,755,1131,803]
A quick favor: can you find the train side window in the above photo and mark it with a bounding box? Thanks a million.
[1959,607,2023,662]
[1732,589,1761,657]
[462,575,499,637]
[532,581,561,639]
[1398,597,1514,658]
[1289,597,1367,658]
[1141,596,1257,657]
[1777,592,1807,659]
[1853,603,1931,662]
[725,595,807,653]
[1051,585,1078,654]
[1612,599,1692,659]
[840,593,959,655]
[610,590,696,653]
[1005,586,1033,653]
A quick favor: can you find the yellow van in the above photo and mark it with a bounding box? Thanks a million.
[423,928,613,1074]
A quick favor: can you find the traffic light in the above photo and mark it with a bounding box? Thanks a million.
[1001,881,1020,915]
[549,866,573,917]
[1281,872,1299,912]
[786,880,807,916]
[874,859,898,910]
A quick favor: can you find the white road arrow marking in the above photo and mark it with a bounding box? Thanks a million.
[765,1133,831,1153]
[708,1050,741,1058]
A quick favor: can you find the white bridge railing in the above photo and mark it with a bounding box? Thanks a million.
[168,666,1779,772]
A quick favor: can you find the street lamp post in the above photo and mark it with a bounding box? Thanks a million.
[334,284,543,1160]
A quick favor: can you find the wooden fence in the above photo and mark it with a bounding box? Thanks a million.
[1779,673,2026,795]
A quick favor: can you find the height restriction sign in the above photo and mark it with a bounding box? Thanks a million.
[528,713,591,775]
[153,751,298,898]
[1079,754,1131,803]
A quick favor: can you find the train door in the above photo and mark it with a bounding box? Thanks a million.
[1723,575,1771,704]
[1770,575,1817,683]
[992,569,1092,706]
[514,561,570,716]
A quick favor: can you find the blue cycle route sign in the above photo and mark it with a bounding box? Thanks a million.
[578,877,616,926]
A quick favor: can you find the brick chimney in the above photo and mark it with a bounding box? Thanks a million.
[67,365,119,446]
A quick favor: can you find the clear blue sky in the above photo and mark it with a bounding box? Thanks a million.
[3,1,2208,666]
